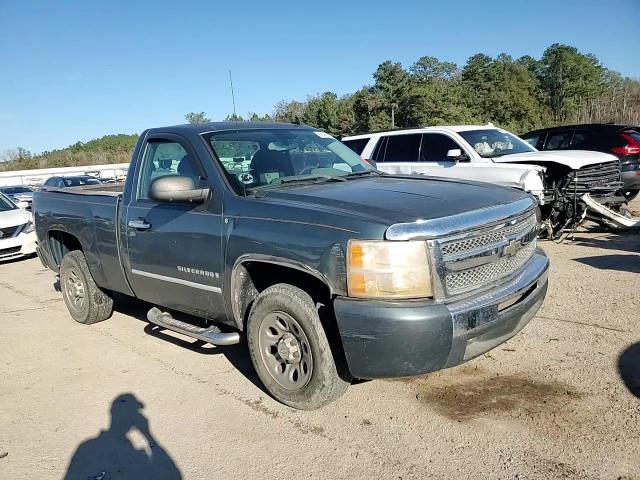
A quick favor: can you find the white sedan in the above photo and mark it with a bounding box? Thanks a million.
[0,193,36,262]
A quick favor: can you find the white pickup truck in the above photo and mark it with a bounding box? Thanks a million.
[343,126,636,236]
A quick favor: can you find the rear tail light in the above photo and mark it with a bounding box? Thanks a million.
[612,133,640,155]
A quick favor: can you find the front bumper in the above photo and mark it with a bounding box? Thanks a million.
[0,232,37,262]
[334,250,549,379]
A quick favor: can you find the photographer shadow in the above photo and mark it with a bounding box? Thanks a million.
[64,393,182,480]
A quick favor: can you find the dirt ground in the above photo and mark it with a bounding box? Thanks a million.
[1,203,639,479]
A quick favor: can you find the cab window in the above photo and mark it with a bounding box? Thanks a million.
[138,140,203,200]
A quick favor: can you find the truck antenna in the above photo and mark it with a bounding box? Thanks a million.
[229,70,237,119]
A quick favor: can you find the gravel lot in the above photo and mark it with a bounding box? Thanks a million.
[1,204,639,479]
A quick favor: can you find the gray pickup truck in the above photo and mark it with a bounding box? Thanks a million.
[34,122,549,409]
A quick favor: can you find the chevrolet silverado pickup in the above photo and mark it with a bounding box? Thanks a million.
[34,122,549,409]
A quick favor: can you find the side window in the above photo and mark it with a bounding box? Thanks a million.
[545,131,573,150]
[383,134,421,162]
[342,138,369,155]
[570,130,594,148]
[522,133,541,148]
[137,140,202,200]
[371,137,388,162]
[421,133,463,162]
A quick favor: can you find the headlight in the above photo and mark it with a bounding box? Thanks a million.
[22,221,35,234]
[347,240,432,299]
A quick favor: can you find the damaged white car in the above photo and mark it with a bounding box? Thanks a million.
[343,126,637,238]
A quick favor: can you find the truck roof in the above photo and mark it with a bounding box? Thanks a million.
[147,121,312,136]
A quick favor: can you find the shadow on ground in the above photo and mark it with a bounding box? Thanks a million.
[573,254,640,273]
[112,294,266,394]
[618,343,640,398]
[64,393,182,480]
[571,228,640,255]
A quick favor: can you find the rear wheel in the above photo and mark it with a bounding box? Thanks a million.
[246,283,349,410]
[60,250,113,324]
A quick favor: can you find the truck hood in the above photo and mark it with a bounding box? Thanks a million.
[260,175,531,226]
[492,150,619,169]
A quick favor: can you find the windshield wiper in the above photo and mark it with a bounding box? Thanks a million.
[276,174,347,184]
[246,174,347,194]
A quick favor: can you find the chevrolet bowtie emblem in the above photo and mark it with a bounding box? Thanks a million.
[503,239,522,257]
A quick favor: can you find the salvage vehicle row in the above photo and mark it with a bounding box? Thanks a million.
[343,125,636,237]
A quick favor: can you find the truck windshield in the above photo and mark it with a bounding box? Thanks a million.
[205,128,374,193]
[458,129,537,158]
[0,194,17,211]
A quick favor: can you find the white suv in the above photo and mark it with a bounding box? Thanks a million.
[343,125,633,234]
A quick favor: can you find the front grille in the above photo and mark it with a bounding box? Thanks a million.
[441,215,537,257]
[570,161,622,195]
[445,242,536,295]
[0,224,22,238]
[0,246,22,257]
[436,212,538,297]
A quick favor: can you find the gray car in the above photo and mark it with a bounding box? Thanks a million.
[0,185,35,208]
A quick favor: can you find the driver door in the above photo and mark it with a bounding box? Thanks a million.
[124,134,225,320]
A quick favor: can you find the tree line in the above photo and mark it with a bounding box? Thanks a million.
[271,43,640,136]
[2,43,638,172]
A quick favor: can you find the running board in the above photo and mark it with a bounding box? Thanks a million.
[146,307,241,346]
[582,194,640,230]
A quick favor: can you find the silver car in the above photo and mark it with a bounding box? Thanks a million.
[0,185,35,209]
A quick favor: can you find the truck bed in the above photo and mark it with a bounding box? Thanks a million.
[33,184,132,296]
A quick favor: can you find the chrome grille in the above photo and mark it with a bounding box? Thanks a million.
[445,242,536,295]
[571,161,622,196]
[436,212,538,297]
[441,215,537,257]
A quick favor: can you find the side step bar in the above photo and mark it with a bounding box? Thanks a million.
[147,307,241,346]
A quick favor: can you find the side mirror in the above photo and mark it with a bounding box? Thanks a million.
[149,176,210,203]
[446,149,468,161]
[446,148,462,159]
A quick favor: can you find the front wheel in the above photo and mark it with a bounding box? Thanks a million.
[246,283,349,410]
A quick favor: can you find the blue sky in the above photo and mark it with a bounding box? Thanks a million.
[1,0,638,154]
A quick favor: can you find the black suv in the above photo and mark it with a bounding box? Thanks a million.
[521,124,640,200]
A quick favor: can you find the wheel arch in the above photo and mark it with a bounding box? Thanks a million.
[229,255,333,331]
[47,229,84,269]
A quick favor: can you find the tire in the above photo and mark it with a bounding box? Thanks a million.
[60,250,113,324]
[246,283,349,410]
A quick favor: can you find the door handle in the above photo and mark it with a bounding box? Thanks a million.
[128,219,151,230]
